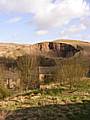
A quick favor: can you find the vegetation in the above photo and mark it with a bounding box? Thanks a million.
[0,79,90,119]
[55,57,87,90]
[17,54,40,90]
[0,47,90,119]
[0,85,11,99]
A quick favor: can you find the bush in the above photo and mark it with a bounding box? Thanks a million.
[0,85,11,99]
[55,57,87,90]
[17,54,40,90]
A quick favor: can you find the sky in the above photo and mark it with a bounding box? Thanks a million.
[0,0,90,44]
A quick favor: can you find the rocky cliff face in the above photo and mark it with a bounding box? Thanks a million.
[0,41,82,73]
[27,42,81,58]
[37,42,80,57]
[0,41,81,59]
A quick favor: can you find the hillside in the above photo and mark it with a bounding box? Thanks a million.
[0,39,89,91]
[0,40,89,58]
[55,39,90,56]
[0,40,90,120]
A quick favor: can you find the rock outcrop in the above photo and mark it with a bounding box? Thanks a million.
[0,41,81,59]
[37,42,80,57]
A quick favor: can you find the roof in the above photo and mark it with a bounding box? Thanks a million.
[39,66,56,74]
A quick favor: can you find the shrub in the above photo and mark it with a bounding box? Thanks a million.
[0,85,11,99]
[17,54,40,90]
[55,57,87,90]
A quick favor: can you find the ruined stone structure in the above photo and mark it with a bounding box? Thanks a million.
[39,66,56,84]
[4,70,20,89]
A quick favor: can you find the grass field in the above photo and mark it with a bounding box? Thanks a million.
[0,79,90,120]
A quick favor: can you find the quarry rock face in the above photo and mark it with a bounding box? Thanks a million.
[0,42,80,59]
[0,41,81,72]
[30,42,80,58]
[1,40,90,61]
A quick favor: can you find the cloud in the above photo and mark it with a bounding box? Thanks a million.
[60,23,87,39]
[5,17,22,23]
[81,33,90,40]
[33,0,90,30]
[0,0,89,30]
[36,30,48,35]
[80,17,90,28]
[64,24,86,34]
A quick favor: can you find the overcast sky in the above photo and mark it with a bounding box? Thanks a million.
[0,0,90,44]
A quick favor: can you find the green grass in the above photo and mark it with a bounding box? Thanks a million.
[44,87,64,96]
[0,79,90,119]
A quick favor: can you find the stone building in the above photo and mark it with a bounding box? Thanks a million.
[4,70,20,90]
[39,66,56,84]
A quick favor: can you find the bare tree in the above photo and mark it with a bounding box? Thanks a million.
[55,57,87,90]
[17,54,40,90]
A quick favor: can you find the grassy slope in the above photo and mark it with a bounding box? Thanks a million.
[0,79,90,120]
